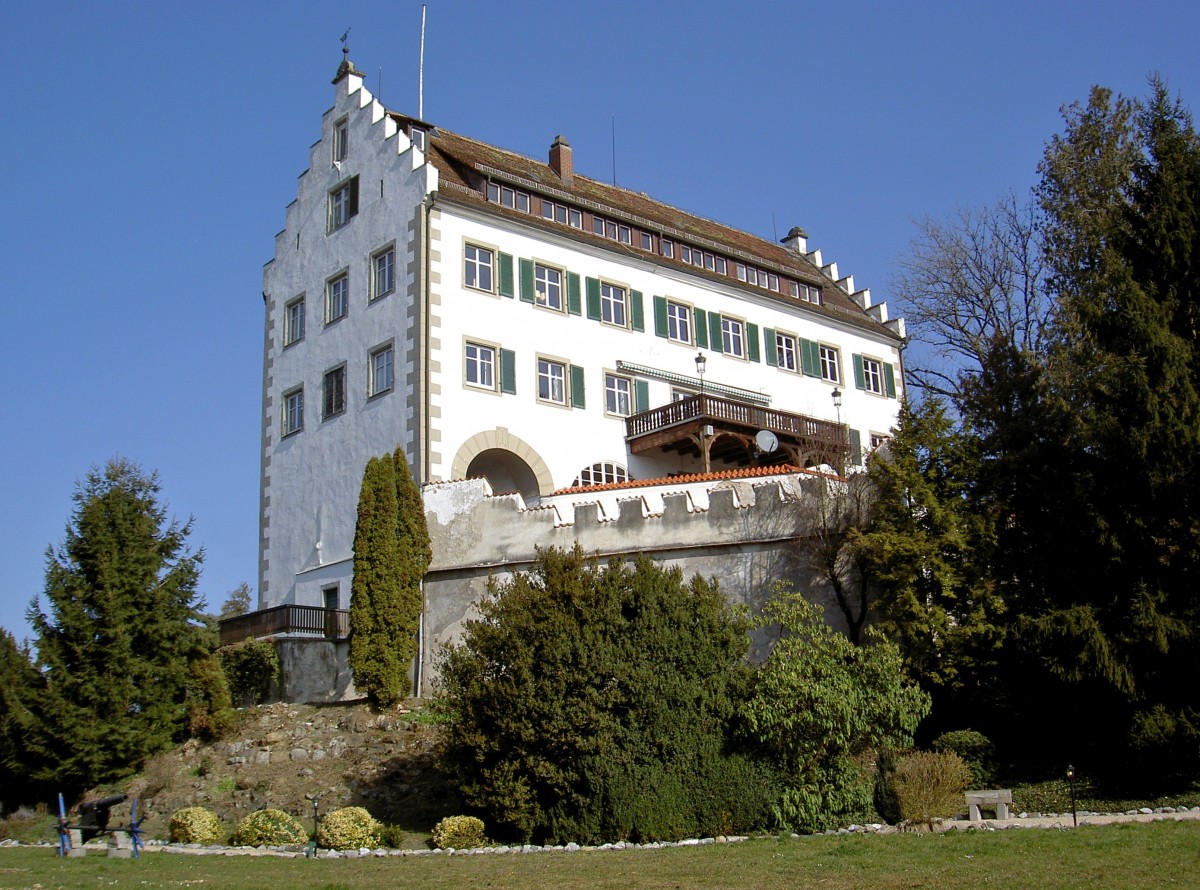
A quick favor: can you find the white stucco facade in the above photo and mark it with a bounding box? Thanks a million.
[258,60,905,616]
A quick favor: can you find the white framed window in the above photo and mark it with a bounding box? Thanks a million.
[465,341,496,390]
[667,301,691,344]
[601,282,627,327]
[820,344,841,383]
[775,332,798,372]
[537,358,567,405]
[573,462,630,487]
[329,176,358,231]
[369,343,394,397]
[372,247,395,300]
[535,264,563,311]
[640,232,653,251]
[283,386,304,436]
[326,273,349,324]
[792,281,821,304]
[862,356,884,394]
[661,239,674,259]
[410,127,426,151]
[593,216,631,244]
[283,296,305,347]
[464,243,494,292]
[721,317,745,358]
[604,373,633,417]
[332,117,348,163]
[323,365,346,420]
[869,432,889,451]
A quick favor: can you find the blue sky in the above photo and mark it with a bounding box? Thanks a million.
[2,1,1198,641]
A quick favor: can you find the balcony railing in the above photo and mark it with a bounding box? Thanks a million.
[625,393,845,450]
[219,605,349,647]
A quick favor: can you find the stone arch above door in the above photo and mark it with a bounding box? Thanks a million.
[451,429,555,500]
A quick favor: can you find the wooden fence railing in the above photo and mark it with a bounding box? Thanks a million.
[218,605,348,647]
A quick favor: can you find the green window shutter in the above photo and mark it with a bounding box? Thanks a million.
[519,258,535,303]
[570,364,586,408]
[653,295,668,337]
[630,290,645,332]
[849,429,862,467]
[851,354,865,390]
[498,252,515,297]
[883,363,897,398]
[708,311,723,353]
[634,379,649,413]
[747,323,761,362]
[585,277,601,320]
[500,348,516,394]
[764,328,777,365]
[800,338,819,377]
[694,308,709,348]
[567,272,582,315]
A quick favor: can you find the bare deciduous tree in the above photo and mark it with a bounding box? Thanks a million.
[891,194,1050,399]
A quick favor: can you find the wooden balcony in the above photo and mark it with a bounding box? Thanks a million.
[219,605,349,647]
[625,393,848,471]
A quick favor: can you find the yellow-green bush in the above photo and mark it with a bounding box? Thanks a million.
[431,815,485,850]
[892,751,972,828]
[168,806,223,844]
[229,808,308,847]
[316,806,382,850]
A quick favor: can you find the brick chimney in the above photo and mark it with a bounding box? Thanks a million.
[549,135,573,186]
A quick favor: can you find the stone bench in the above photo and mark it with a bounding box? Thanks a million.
[965,789,1012,821]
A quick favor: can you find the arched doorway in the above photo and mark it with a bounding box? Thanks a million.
[466,449,541,504]
[451,429,555,505]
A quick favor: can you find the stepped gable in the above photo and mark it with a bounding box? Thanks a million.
[385,110,895,340]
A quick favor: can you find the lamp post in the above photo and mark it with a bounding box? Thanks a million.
[695,352,710,473]
[1066,764,1077,827]
[831,387,844,471]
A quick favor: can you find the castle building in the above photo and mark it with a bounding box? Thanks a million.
[256,54,905,639]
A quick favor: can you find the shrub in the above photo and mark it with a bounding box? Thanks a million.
[892,751,973,828]
[184,654,236,740]
[932,729,996,787]
[229,808,308,847]
[316,806,382,850]
[431,815,485,850]
[218,640,280,707]
[379,823,407,848]
[168,806,223,844]
[740,588,931,832]
[438,547,755,844]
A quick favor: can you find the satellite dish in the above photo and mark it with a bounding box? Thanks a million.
[756,429,779,453]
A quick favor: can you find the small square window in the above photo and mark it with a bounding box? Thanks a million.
[326,273,349,324]
[323,365,346,419]
[820,344,841,384]
[329,177,359,231]
[870,433,889,451]
[369,344,394,397]
[465,342,496,390]
[537,358,567,405]
[284,296,305,347]
[722,317,745,358]
[283,387,304,436]
[535,264,563,311]
[775,333,798,372]
[667,301,691,344]
[605,373,633,417]
[464,244,494,292]
[601,282,627,327]
[372,248,395,300]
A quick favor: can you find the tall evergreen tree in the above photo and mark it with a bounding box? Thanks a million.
[25,458,204,793]
[348,448,431,706]
[0,630,46,808]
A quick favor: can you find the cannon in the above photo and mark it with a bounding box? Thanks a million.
[56,793,143,858]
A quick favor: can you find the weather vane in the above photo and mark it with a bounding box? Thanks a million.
[340,27,351,56]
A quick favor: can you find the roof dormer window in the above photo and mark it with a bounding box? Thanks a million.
[411,127,426,151]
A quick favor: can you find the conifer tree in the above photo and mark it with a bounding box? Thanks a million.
[349,448,430,706]
[26,458,204,793]
[0,630,45,807]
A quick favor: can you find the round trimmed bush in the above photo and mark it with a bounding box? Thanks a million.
[431,815,485,850]
[316,806,382,850]
[229,808,308,847]
[168,806,223,844]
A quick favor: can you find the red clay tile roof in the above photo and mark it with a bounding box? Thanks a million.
[550,463,840,497]
[388,112,899,341]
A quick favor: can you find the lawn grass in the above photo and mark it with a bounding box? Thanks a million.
[2,820,1198,890]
